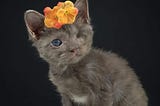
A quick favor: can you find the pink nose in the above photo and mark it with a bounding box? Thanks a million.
[70,48,78,53]
[69,47,80,56]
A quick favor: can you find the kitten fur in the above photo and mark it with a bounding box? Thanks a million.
[24,0,148,106]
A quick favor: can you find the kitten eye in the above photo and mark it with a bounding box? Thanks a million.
[51,39,62,47]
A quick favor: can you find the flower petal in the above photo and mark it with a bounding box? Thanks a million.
[64,1,74,7]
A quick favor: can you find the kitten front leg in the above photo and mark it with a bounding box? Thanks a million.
[61,94,73,106]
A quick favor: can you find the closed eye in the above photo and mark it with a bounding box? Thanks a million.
[77,32,87,38]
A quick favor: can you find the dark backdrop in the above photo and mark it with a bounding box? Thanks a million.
[0,0,159,106]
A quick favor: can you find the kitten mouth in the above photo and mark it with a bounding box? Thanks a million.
[69,54,82,64]
[70,52,81,59]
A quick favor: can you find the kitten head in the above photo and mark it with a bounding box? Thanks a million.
[24,0,93,65]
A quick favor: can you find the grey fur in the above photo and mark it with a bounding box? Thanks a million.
[24,0,148,106]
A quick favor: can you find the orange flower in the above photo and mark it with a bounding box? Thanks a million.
[43,1,79,29]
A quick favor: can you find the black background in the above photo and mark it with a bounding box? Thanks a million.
[0,0,159,106]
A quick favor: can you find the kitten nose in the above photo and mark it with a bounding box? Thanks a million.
[70,48,77,53]
[69,48,79,54]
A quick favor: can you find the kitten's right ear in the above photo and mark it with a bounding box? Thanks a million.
[75,0,90,24]
[24,10,44,40]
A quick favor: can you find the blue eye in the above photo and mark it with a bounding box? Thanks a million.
[51,39,62,47]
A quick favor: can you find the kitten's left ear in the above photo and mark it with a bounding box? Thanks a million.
[75,0,90,24]
[24,10,44,40]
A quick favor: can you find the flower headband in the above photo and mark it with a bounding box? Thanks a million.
[43,0,79,29]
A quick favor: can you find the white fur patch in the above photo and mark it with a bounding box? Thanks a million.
[72,95,88,104]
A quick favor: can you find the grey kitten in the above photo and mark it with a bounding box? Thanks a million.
[24,0,148,106]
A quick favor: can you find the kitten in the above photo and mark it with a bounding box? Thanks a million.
[24,0,148,106]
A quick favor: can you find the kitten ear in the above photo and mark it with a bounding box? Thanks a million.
[24,10,44,40]
[75,0,90,24]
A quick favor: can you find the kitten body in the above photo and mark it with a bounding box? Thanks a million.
[24,0,148,106]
